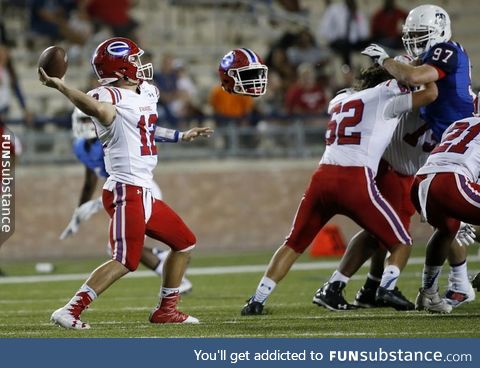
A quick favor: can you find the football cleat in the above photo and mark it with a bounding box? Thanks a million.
[353,286,384,308]
[241,297,264,316]
[375,286,415,311]
[415,288,452,314]
[312,281,356,311]
[472,272,480,292]
[149,292,199,324]
[444,283,475,308]
[51,307,90,330]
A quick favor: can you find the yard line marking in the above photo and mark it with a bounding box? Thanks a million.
[0,256,478,284]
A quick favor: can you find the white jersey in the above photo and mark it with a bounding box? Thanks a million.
[417,117,480,182]
[320,80,412,174]
[382,111,437,176]
[88,82,160,189]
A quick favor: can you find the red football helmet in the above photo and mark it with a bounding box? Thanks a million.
[218,48,268,96]
[91,37,153,85]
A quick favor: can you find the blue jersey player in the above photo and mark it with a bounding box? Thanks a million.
[62,107,193,294]
[363,4,476,309]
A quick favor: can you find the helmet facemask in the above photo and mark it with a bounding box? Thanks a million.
[128,49,153,82]
[228,64,268,96]
[402,29,432,58]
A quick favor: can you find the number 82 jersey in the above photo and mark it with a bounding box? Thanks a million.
[320,79,413,175]
[88,82,160,189]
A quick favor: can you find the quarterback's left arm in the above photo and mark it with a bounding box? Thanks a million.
[154,126,213,143]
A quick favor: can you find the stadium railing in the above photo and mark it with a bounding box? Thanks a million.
[11,114,329,164]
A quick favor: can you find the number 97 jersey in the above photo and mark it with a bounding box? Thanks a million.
[321,80,412,175]
[87,82,160,189]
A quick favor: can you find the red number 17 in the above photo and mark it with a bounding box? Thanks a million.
[137,114,158,156]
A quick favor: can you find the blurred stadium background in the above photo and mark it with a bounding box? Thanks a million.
[1,0,480,262]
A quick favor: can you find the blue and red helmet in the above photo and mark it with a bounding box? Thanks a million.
[218,48,268,96]
[91,37,153,85]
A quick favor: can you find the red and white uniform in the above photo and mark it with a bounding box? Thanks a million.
[412,117,480,233]
[285,80,413,253]
[376,112,437,229]
[321,80,411,174]
[88,83,159,189]
[88,83,195,271]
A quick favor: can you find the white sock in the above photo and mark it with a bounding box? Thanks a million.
[161,287,179,298]
[253,276,276,304]
[449,261,469,291]
[67,283,97,308]
[380,265,400,290]
[154,262,163,276]
[78,283,97,300]
[329,270,350,284]
[422,265,443,293]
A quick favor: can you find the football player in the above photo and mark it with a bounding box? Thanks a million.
[410,97,480,312]
[241,64,438,315]
[61,107,192,295]
[362,4,476,307]
[315,107,440,311]
[40,37,212,329]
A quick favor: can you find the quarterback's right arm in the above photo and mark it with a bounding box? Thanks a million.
[38,68,116,126]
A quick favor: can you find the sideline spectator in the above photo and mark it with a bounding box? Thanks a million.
[285,63,328,120]
[371,0,407,50]
[209,85,254,127]
[266,46,296,96]
[0,20,32,126]
[81,0,138,41]
[154,54,180,127]
[286,29,330,68]
[29,0,87,45]
[172,60,203,128]
[318,0,369,68]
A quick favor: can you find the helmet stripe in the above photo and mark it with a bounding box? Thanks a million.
[239,48,257,63]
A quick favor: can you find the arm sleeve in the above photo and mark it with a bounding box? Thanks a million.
[384,93,413,119]
[423,43,458,76]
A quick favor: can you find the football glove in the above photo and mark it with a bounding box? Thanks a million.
[60,197,103,240]
[455,222,476,247]
[361,44,390,66]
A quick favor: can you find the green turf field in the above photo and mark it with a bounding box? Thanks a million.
[0,249,479,338]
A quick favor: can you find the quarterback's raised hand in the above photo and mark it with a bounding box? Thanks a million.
[455,222,477,246]
[361,44,390,66]
[38,67,64,90]
[181,127,214,142]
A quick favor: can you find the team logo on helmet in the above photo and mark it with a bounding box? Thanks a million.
[220,51,235,70]
[435,12,447,28]
[107,41,130,57]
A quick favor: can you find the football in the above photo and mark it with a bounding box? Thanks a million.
[38,46,68,78]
